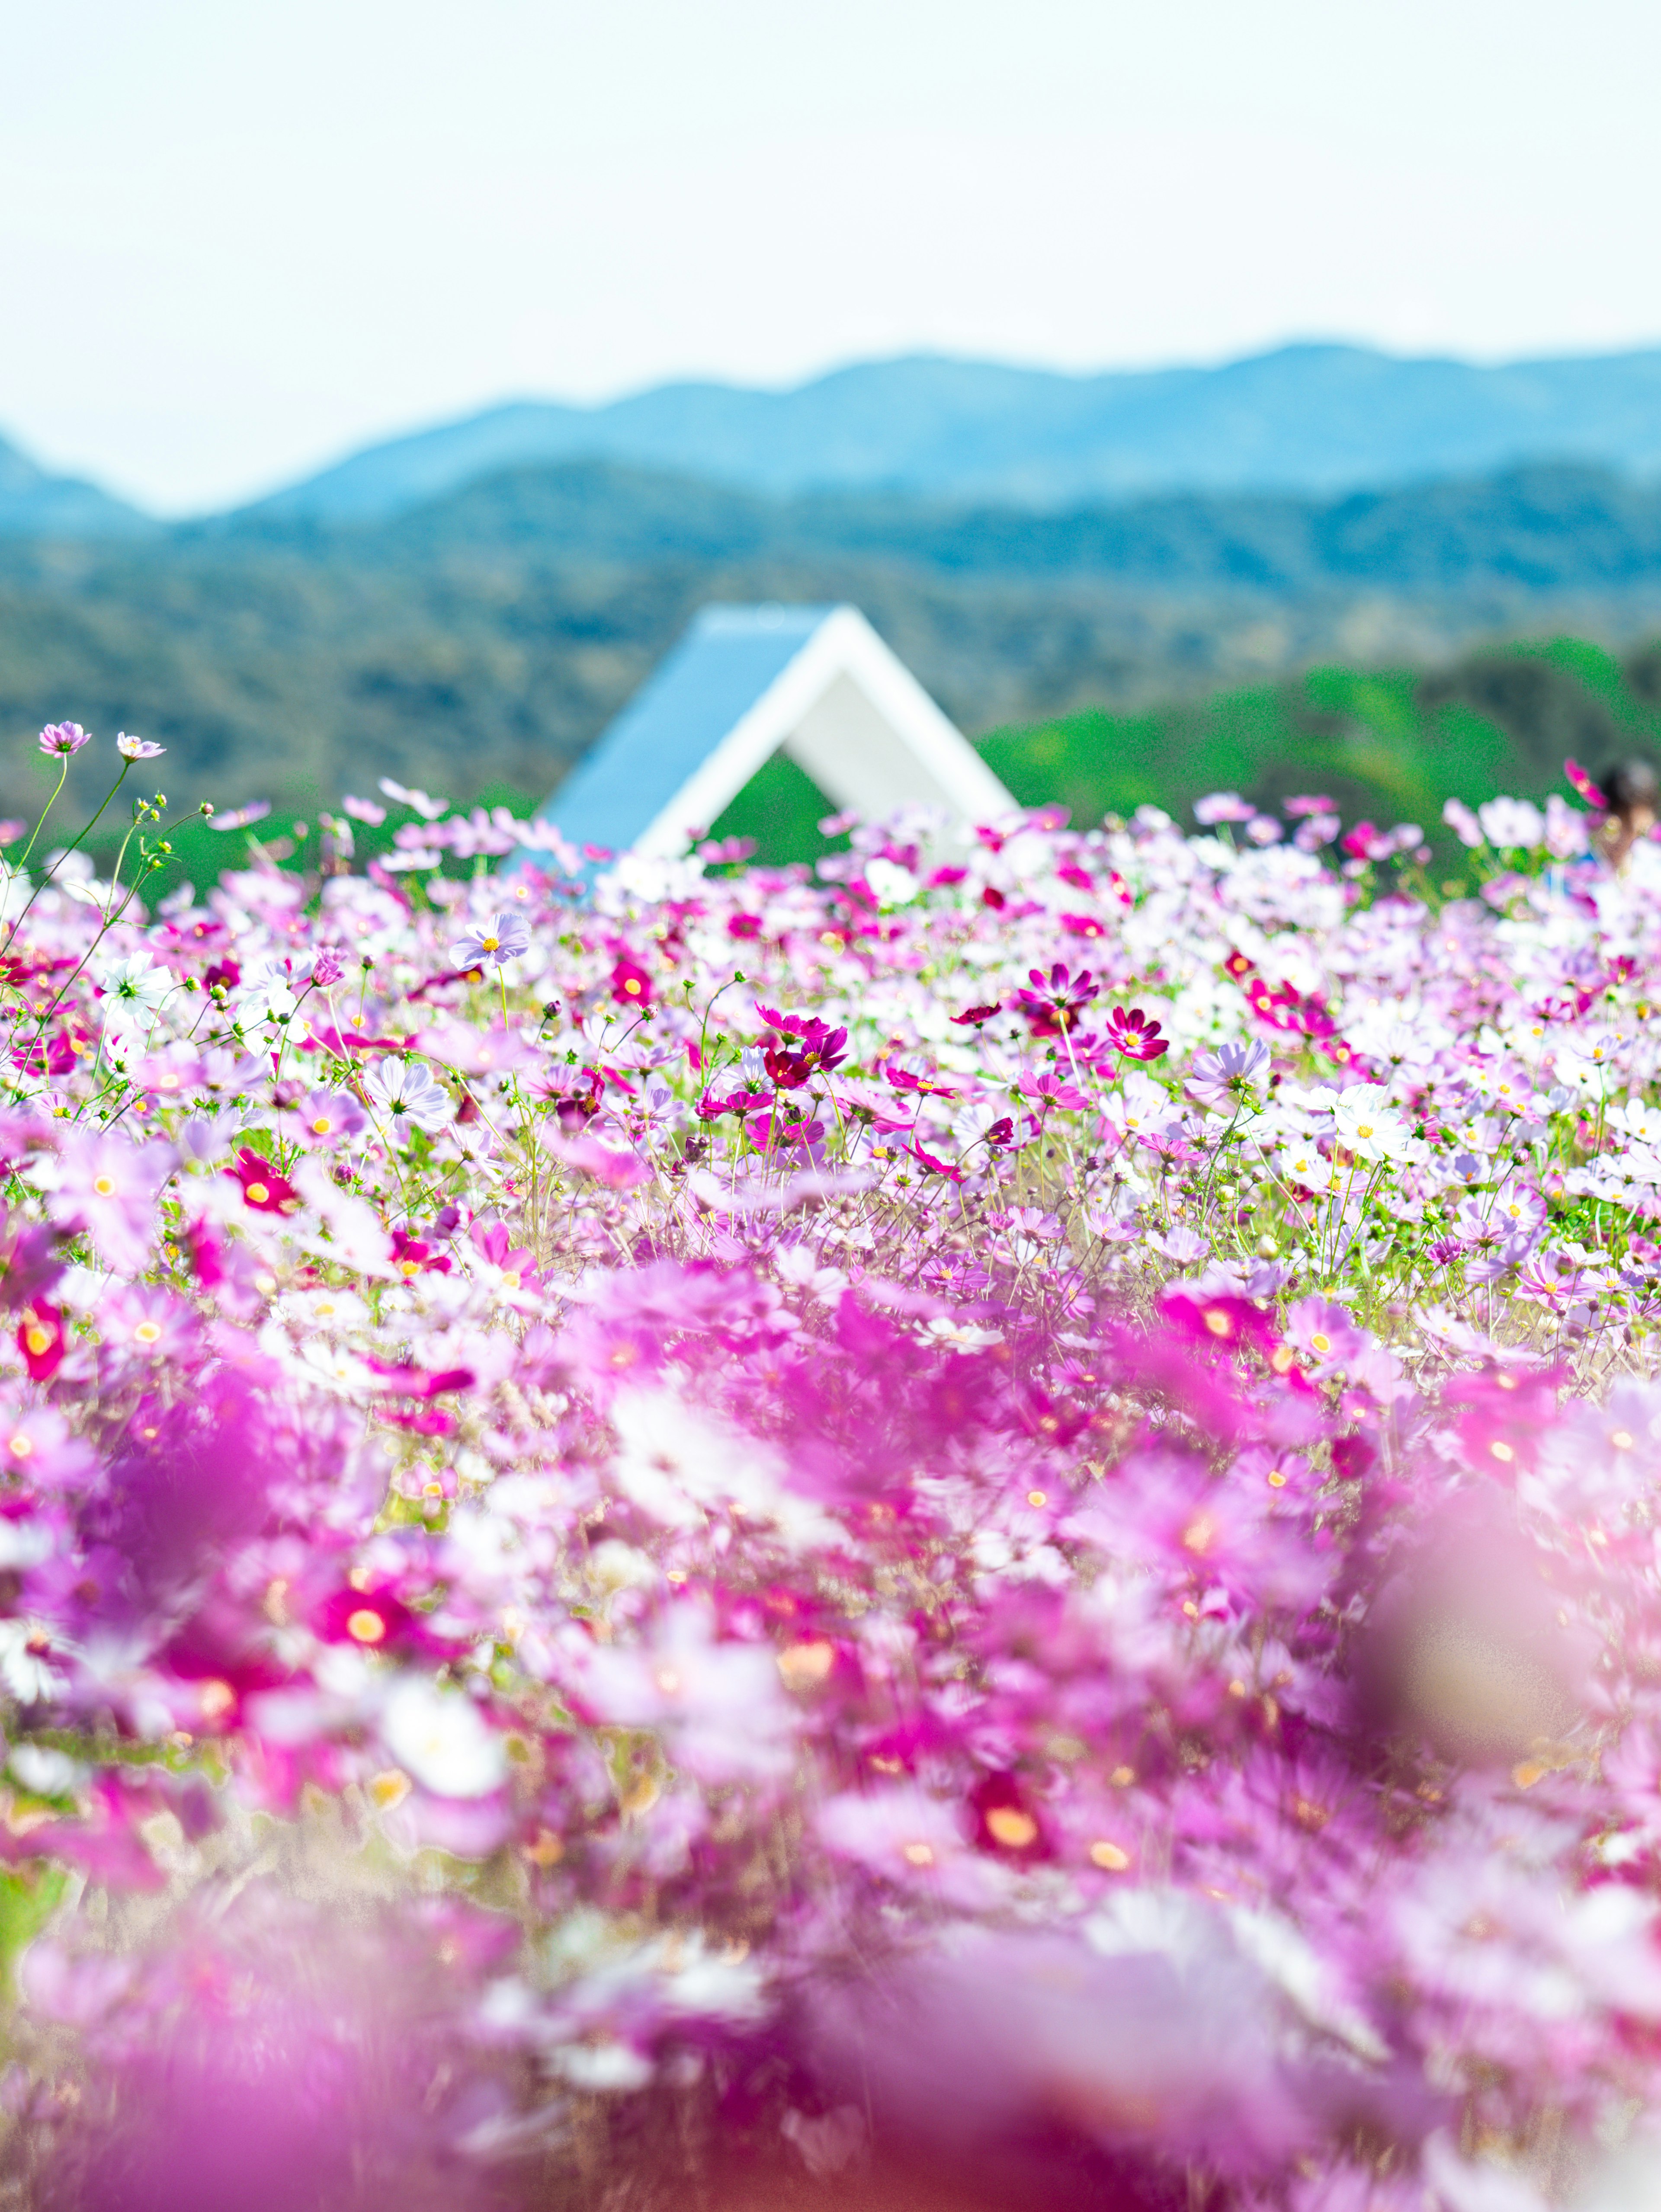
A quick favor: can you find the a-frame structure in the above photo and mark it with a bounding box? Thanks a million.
[530,603,1013,860]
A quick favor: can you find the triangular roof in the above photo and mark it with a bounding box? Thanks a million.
[533,603,1014,861]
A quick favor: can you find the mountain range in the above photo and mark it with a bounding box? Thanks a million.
[0,435,151,538]
[243,345,1661,522]
[9,342,1661,535]
[3,340,1661,840]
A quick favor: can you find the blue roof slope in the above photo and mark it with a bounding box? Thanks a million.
[543,604,837,855]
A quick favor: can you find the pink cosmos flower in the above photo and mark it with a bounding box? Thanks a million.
[577,1601,797,1781]
[38,722,90,757]
[818,1784,1001,1908]
[292,1088,366,1149]
[50,1134,175,1277]
[115,733,164,761]
[0,1403,96,1493]
[1283,1296,1367,1377]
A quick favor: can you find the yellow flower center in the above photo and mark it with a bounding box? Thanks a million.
[346,1607,388,1645]
[900,1841,935,1867]
[246,1182,269,1205]
[776,1640,835,1692]
[985,1807,1038,1849]
[23,1326,51,1357]
[6,1435,30,1459]
[311,1116,332,1135]
[1267,1468,1287,1488]
[1356,1122,1374,1140]
[93,1175,115,1197]
[1490,1441,1515,1463]
[1182,1514,1216,1555]
[1090,1840,1130,1871]
[134,1321,162,1345]
[481,935,499,953]
[1026,1489,1047,1508]
[624,979,641,995]
[1310,1331,1331,1354]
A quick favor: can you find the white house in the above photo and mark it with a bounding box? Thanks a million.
[527,603,1013,861]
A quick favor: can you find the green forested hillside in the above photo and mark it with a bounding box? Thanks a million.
[1,457,1660,874]
[710,638,1661,864]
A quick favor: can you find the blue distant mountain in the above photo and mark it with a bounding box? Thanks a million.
[0,434,154,538]
[244,343,1661,524]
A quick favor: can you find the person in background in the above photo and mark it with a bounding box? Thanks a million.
[1597,757,1661,871]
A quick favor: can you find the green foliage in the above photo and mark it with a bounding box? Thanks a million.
[0,1863,67,2002]
[706,752,846,867]
[976,642,1657,846]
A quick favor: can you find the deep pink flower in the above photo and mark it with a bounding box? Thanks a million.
[610,956,654,1006]
[16,1299,66,1382]
[225,1146,299,1215]
[1565,756,1608,807]
[1014,962,1099,1038]
[1104,1005,1170,1061]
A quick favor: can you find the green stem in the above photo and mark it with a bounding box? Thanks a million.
[1,760,131,958]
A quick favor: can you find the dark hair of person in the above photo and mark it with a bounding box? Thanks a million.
[1601,758,1661,819]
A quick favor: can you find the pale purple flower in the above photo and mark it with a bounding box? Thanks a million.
[1294,812,1341,852]
[378,777,447,821]
[449,911,531,970]
[38,722,90,757]
[294,1088,367,1149]
[49,1133,176,1277]
[1194,792,1256,826]
[1188,1039,1271,1108]
[115,733,164,762]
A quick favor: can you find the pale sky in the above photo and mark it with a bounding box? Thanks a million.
[4,0,1659,513]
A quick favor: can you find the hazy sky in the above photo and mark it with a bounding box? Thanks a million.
[5,0,1660,512]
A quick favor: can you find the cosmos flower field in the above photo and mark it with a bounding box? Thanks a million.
[0,726,1660,2209]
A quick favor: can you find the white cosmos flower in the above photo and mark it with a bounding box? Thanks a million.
[865,857,918,907]
[1331,1084,1414,1163]
[1276,1141,1341,1192]
[102,953,176,1015]
[363,1056,454,1133]
[1477,797,1546,850]
[381,1677,507,1798]
[0,1619,65,1703]
[1615,1096,1661,1148]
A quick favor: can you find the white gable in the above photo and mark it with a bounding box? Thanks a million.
[534,603,1013,860]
